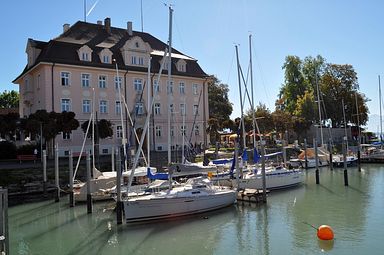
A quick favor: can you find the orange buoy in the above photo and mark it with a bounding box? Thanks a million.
[317,225,334,240]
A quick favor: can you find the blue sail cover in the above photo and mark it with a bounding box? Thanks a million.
[253,148,260,164]
[147,167,169,180]
[242,149,248,162]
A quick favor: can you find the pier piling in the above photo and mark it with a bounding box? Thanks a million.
[86,153,93,214]
[314,139,319,184]
[69,150,74,207]
[261,140,267,203]
[357,150,361,172]
[343,137,349,186]
[111,146,115,172]
[54,144,60,202]
[0,189,9,255]
[116,147,123,224]
[43,150,47,197]
[304,139,308,169]
[329,139,333,171]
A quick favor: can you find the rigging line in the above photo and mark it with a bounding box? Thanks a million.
[86,0,100,17]
[173,13,186,54]
[226,48,236,86]
[251,39,270,109]
[121,94,148,167]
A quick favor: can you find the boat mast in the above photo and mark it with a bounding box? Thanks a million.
[315,65,324,146]
[167,6,173,165]
[182,96,186,163]
[379,75,383,147]
[92,88,95,172]
[147,57,151,167]
[342,99,348,152]
[235,45,246,150]
[114,60,128,172]
[249,34,257,149]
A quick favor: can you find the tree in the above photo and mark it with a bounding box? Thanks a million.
[0,112,19,140]
[0,90,19,108]
[279,56,309,113]
[81,119,113,139]
[208,76,233,124]
[245,103,274,134]
[25,110,80,153]
[320,64,369,127]
[206,118,220,145]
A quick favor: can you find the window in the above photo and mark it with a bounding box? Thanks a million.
[155,126,162,137]
[81,52,89,61]
[195,125,200,136]
[115,76,122,90]
[61,99,71,112]
[180,103,186,115]
[169,104,174,113]
[99,75,107,88]
[193,105,199,115]
[116,126,123,138]
[153,80,160,93]
[179,82,185,94]
[134,78,143,92]
[154,103,161,115]
[62,132,71,140]
[139,57,144,65]
[81,74,90,88]
[61,72,70,86]
[115,101,121,114]
[135,103,144,115]
[170,126,174,137]
[181,125,186,136]
[193,84,199,95]
[131,56,137,65]
[103,55,110,64]
[167,81,173,94]
[100,100,108,113]
[102,148,109,154]
[82,100,91,113]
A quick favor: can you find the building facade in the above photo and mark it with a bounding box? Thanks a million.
[14,18,209,156]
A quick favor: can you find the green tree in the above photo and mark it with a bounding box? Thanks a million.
[320,64,369,127]
[208,76,233,124]
[0,112,19,139]
[279,56,309,113]
[81,119,113,139]
[0,90,19,108]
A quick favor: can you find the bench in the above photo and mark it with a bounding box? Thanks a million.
[17,154,37,163]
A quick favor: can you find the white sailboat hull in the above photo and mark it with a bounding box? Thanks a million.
[234,170,304,190]
[290,158,329,168]
[123,189,236,222]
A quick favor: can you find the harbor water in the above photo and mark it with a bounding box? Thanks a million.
[9,164,384,254]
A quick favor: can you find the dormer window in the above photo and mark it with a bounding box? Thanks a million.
[78,45,93,62]
[99,48,113,64]
[82,52,89,61]
[177,59,187,72]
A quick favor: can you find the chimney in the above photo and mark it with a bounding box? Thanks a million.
[97,20,102,25]
[104,17,111,33]
[127,21,133,36]
[63,23,70,33]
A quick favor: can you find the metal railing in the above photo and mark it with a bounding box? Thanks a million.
[0,188,9,254]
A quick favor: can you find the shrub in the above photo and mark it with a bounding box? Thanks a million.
[0,141,17,159]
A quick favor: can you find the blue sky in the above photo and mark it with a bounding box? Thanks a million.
[1,0,383,131]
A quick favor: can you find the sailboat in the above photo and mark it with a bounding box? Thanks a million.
[122,7,236,222]
[331,99,358,167]
[361,75,384,162]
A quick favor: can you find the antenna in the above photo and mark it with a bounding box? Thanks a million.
[84,0,86,22]
[141,0,144,32]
